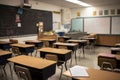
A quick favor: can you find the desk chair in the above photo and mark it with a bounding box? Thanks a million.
[0,54,12,80]
[9,39,18,44]
[49,40,56,47]
[45,54,64,80]
[14,65,32,80]
[12,46,21,56]
[98,53,117,71]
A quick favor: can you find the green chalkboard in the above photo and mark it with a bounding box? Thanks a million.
[71,18,83,32]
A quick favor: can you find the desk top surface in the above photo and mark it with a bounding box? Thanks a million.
[0,50,12,56]
[115,55,120,60]
[54,42,78,46]
[0,41,11,44]
[11,43,34,48]
[8,55,56,69]
[63,66,120,80]
[83,38,95,40]
[67,39,87,43]
[115,43,120,46]
[58,36,71,38]
[24,40,42,43]
[39,39,56,41]
[38,47,72,54]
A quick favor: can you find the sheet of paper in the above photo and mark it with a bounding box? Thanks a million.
[69,65,89,77]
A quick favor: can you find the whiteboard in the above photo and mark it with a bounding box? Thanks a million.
[112,17,120,34]
[84,17,110,34]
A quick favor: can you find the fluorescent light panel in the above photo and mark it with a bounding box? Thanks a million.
[65,0,92,7]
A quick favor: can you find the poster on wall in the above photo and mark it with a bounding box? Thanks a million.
[93,11,97,16]
[110,9,115,15]
[99,10,103,16]
[104,10,109,15]
[117,9,120,15]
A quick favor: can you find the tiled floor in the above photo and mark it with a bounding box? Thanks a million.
[0,46,112,80]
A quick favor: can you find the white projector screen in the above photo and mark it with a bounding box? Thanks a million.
[84,17,110,34]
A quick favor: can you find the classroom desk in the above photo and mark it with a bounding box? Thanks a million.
[8,55,56,80]
[115,43,120,47]
[111,48,120,54]
[39,39,56,47]
[67,39,87,57]
[38,47,72,70]
[63,66,120,80]
[11,43,35,55]
[115,55,120,68]
[24,40,43,48]
[0,41,12,50]
[54,42,78,64]
[0,50,12,79]
[0,49,12,65]
[83,38,96,45]
[58,36,71,42]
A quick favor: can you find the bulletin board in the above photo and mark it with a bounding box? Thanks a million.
[84,17,110,34]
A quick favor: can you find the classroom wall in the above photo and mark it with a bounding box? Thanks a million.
[0,0,71,41]
[70,5,120,18]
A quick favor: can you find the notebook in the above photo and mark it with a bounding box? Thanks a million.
[69,65,89,77]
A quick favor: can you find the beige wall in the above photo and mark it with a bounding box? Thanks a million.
[70,5,120,18]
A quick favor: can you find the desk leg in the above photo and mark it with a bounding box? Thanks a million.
[65,61,67,70]
[82,46,85,57]
[74,51,77,65]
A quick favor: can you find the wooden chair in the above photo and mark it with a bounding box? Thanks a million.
[12,46,21,56]
[9,39,18,44]
[14,65,32,80]
[45,54,64,80]
[98,53,117,71]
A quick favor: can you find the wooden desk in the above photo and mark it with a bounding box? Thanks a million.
[11,43,35,55]
[38,47,72,70]
[67,39,87,57]
[8,55,56,80]
[0,49,12,56]
[0,50,12,79]
[24,40,43,48]
[0,50,12,64]
[83,38,96,45]
[115,43,120,47]
[0,41,12,50]
[63,66,120,80]
[111,48,120,54]
[58,36,71,42]
[39,39,56,47]
[54,42,78,64]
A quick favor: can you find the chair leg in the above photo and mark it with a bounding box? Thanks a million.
[101,62,114,71]
[3,65,7,80]
[35,50,37,57]
[59,65,63,80]
[8,63,14,80]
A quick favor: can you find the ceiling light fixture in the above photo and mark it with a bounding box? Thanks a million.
[65,0,92,7]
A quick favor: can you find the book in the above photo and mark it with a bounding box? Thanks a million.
[69,65,89,77]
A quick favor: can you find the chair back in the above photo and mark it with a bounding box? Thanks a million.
[9,39,18,43]
[14,65,32,80]
[12,47,21,56]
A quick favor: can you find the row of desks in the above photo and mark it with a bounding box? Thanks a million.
[1,49,120,80]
